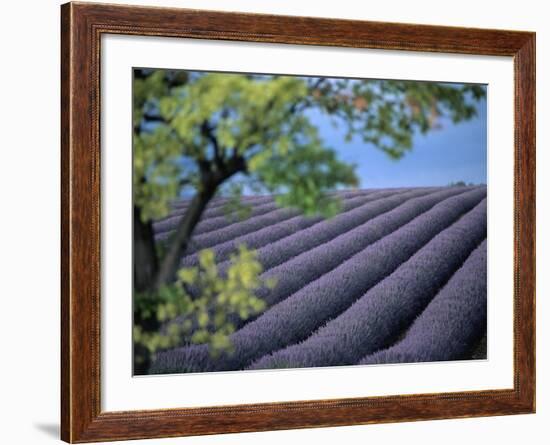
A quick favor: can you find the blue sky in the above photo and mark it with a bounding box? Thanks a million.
[311,95,487,188]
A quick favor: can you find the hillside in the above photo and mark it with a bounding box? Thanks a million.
[149,186,487,374]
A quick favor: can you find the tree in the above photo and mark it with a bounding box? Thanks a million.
[132,69,485,372]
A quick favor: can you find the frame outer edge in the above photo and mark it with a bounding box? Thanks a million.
[60,2,72,442]
[62,2,101,442]
[515,33,536,413]
[60,2,536,442]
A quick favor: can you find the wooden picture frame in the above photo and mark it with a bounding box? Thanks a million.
[61,1,535,442]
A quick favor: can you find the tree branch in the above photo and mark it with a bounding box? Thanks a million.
[201,120,223,167]
[153,155,246,290]
[143,112,167,124]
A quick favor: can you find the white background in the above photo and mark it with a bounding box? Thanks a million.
[102,35,514,411]
[0,0,546,444]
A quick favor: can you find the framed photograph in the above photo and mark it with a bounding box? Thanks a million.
[61,2,535,442]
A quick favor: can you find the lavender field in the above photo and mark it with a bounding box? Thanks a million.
[150,186,487,374]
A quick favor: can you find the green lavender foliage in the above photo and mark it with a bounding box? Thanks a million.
[134,246,275,365]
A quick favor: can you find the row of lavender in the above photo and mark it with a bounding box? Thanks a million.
[149,186,487,374]
[249,199,486,370]
[160,187,453,334]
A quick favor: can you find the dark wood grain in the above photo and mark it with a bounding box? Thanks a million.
[60,2,536,442]
[60,5,71,441]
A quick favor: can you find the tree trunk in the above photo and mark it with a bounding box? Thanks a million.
[133,205,158,293]
[153,182,218,290]
[133,206,160,374]
[153,156,246,290]
[134,190,215,375]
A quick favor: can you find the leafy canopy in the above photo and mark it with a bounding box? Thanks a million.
[133,71,485,222]
[134,72,357,221]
